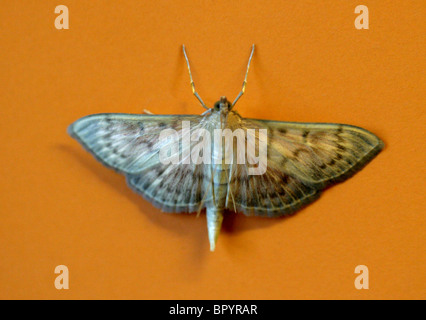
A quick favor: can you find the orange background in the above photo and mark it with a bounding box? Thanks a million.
[0,1,424,299]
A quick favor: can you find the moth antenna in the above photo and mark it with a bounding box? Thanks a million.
[182,45,209,110]
[231,44,255,108]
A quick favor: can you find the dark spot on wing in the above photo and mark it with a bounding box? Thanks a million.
[335,133,344,142]
[142,179,151,190]
[281,174,289,185]
[156,166,166,176]
[268,126,274,140]
[184,191,191,203]
[337,144,346,151]
[293,148,309,158]
[195,191,202,203]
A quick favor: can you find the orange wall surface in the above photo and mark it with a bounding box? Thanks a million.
[0,1,424,299]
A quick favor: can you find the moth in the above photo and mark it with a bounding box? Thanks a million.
[68,45,384,251]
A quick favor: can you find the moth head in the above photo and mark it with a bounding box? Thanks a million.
[213,96,231,112]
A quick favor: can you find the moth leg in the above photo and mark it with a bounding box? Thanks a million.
[143,109,155,115]
[231,44,255,108]
[182,45,209,110]
[201,109,212,116]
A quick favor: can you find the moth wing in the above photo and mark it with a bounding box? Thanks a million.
[227,162,320,217]
[69,113,212,212]
[259,120,384,187]
[226,119,384,216]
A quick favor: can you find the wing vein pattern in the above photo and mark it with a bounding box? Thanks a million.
[69,112,383,216]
